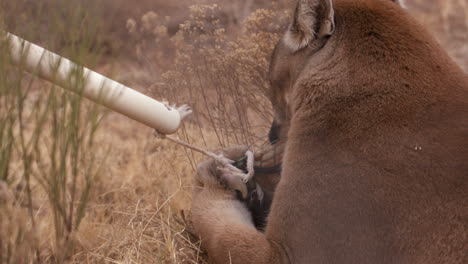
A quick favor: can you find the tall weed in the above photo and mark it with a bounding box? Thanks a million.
[0,0,105,262]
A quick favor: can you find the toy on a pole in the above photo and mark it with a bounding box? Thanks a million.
[4,32,283,217]
[5,32,185,135]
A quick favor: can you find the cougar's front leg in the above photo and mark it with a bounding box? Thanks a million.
[190,146,284,264]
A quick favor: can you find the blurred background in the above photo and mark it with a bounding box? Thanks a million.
[0,0,466,263]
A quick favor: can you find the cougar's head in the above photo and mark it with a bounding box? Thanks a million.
[267,0,405,144]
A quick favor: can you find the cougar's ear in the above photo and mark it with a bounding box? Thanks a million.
[284,0,335,52]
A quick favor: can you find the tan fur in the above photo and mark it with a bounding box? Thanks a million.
[284,0,335,51]
[190,0,468,263]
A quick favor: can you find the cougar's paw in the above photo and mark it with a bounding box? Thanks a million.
[193,145,251,198]
[190,146,256,238]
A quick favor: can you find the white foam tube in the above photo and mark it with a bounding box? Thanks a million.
[5,32,182,134]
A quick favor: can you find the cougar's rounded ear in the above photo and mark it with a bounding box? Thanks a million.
[284,0,335,52]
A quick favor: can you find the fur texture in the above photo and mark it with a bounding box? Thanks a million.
[190,0,468,263]
[284,0,335,52]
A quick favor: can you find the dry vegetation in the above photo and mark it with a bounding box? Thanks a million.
[0,0,467,263]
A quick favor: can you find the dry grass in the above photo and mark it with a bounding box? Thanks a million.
[0,0,467,264]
